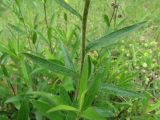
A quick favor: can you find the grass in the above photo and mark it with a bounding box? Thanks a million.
[0,0,160,120]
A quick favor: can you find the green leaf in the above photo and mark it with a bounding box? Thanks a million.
[60,41,75,70]
[24,53,77,77]
[79,90,87,111]
[15,0,20,6]
[32,32,37,44]
[0,30,2,36]
[81,107,105,120]
[146,101,160,113]
[103,15,110,27]
[17,100,29,120]
[20,59,31,86]
[82,71,102,110]
[32,100,64,120]
[0,86,9,98]
[0,43,18,59]
[101,84,144,98]
[86,21,146,52]
[47,27,52,42]
[8,24,25,34]
[55,0,82,20]
[34,30,49,44]
[0,116,9,120]
[47,105,78,113]
[1,65,9,78]
[78,57,89,98]
[5,94,26,104]
[59,87,72,105]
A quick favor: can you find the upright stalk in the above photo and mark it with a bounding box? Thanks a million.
[75,0,91,101]
[43,1,49,29]
[80,0,90,73]
[43,1,54,53]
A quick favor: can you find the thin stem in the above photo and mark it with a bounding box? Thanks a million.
[43,1,53,53]
[80,0,90,73]
[110,0,117,24]
[43,2,49,29]
[74,0,91,101]
[114,5,119,28]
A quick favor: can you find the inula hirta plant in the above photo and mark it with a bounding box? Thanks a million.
[0,0,149,120]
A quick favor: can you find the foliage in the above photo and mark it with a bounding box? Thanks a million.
[0,0,160,120]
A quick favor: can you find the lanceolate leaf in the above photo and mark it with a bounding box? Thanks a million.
[60,41,75,70]
[79,57,89,98]
[32,100,64,120]
[86,21,146,52]
[47,105,78,113]
[0,43,18,59]
[17,100,29,120]
[55,0,82,20]
[81,107,105,120]
[24,53,77,77]
[82,71,102,110]
[103,15,110,27]
[8,23,25,34]
[101,84,144,98]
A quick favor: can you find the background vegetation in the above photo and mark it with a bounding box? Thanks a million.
[0,0,160,120]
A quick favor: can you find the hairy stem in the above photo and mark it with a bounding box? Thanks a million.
[80,0,90,73]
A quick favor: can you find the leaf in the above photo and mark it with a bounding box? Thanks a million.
[0,43,18,59]
[60,41,75,70]
[103,15,110,27]
[34,30,49,44]
[101,84,144,98]
[0,116,9,120]
[32,32,37,44]
[20,59,31,86]
[1,65,9,77]
[17,100,29,120]
[5,94,25,104]
[47,105,78,113]
[146,101,160,113]
[47,27,52,42]
[0,30,2,36]
[15,0,20,6]
[32,100,64,120]
[82,71,102,110]
[24,53,77,77]
[81,107,105,120]
[8,24,25,34]
[59,87,72,105]
[0,86,9,98]
[55,0,82,20]
[78,57,89,98]
[79,90,87,111]
[86,21,146,52]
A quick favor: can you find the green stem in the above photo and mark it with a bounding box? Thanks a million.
[43,1,54,53]
[74,0,91,101]
[80,0,90,73]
